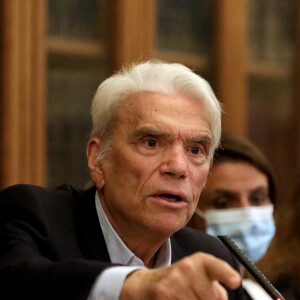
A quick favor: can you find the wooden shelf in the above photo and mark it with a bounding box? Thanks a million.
[47,36,106,58]
[157,50,291,79]
[156,49,209,72]
[248,62,291,79]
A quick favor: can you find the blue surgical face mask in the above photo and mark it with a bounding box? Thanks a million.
[195,204,276,263]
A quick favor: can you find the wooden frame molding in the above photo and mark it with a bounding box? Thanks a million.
[47,37,107,58]
[0,0,47,189]
[295,0,300,171]
[213,0,248,137]
[111,0,157,71]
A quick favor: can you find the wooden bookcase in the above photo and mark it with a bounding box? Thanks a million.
[1,0,299,189]
[1,0,299,191]
[0,0,299,287]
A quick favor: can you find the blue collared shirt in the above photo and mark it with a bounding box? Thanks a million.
[88,192,171,300]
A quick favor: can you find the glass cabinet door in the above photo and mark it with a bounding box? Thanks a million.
[156,0,213,78]
[247,0,298,189]
[247,0,299,280]
[46,0,111,188]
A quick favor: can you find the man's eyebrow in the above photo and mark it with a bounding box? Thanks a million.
[133,128,212,144]
[133,127,171,139]
[188,135,211,144]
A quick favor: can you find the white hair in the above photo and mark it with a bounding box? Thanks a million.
[90,60,222,161]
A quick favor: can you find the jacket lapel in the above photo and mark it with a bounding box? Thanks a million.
[74,186,110,262]
[170,234,186,263]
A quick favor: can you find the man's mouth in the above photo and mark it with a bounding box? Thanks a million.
[159,194,182,202]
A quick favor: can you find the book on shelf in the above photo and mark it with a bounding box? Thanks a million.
[156,0,213,56]
[46,65,109,188]
[47,0,109,42]
[248,0,297,65]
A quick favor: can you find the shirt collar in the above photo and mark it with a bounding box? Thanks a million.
[95,191,171,268]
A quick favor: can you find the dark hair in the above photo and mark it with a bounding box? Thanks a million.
[213,130,278,204]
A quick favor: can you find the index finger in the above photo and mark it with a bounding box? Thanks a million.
[203,254,242,289]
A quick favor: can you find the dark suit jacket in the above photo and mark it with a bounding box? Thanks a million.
[0,184,244,300]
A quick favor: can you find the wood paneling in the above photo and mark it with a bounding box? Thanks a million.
[213,0,248,137]
[0,0,46,189]
[112,0,157,71]
[295,1,300,171]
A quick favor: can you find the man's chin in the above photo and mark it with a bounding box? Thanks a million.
[147,217,186,237]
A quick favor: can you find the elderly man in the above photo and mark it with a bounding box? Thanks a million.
[0,61,243,300]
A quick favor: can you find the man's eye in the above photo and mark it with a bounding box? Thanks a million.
[191,146,200,155]
[190,145,206,156]
[146,139,157,147]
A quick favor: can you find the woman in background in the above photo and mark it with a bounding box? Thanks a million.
[189,130,278,300]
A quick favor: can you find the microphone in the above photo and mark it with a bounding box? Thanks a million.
[218,235,285,300]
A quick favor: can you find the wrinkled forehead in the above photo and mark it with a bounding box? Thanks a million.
[120,91,210,120]
[117,92,211,135]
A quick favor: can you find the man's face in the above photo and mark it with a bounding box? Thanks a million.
[98,92,212,238]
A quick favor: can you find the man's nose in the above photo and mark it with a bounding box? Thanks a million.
[159,144,188,179]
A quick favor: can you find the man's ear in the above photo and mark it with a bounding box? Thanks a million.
[87,137,105,190]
